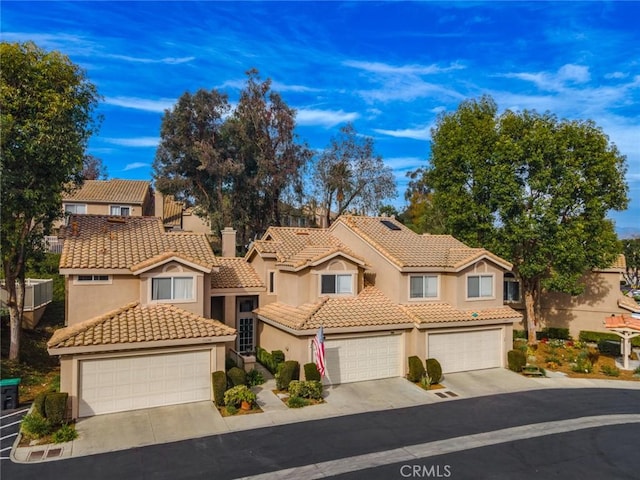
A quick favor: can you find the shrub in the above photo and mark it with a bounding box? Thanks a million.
[304,362,321,382]
[21,413,51,440]
[407,356,426,382]
[513,330,527,339]
[600,364,621,377]
[33,392,47,418]
[226,404,238,415]
[246,368,265,386]
[507,350,526,373]
[212,371,227,407]
[586,348,600,365]
[544,356,563,366]
[52,423,78,443]
[272,350,285,365]
[425,358,443,383]
[579,331,640,347]
[227,367,247,386]
[225,357,237,371]
[634,365,640,376]
[44,392,68,426]
[287,396,309,408]
[288,380,323,400]
[597,340,620,356]
[276,360,300,391]
[571,358,593,373]
[224,385,257,408]
[419,375,432,390]
[256,347,278,374]
[542,327,570,340]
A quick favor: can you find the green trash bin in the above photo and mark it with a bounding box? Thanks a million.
[0,378,21,410]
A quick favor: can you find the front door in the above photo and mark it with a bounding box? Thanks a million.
[237,296,257,353]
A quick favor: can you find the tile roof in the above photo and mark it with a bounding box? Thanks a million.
[60,215,217,271]
[255,286,414,331]
[604,314,640,332]
[618,295,640,313]
[63,179,150,204]
[211,257,265,289]
[250,227,364,269]
[163,195,183,228]
[402,303,522,324]
[47,302,235,350]
[333,215,512,270]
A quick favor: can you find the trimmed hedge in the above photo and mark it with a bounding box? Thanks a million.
[272,350,285,365]
[44,392,68,425]
[579,330,640,347]
[507,349,526,372]
[304,362,321,381]
[598,340,621,356]
[212,371,227,407]
[276,360,300,391]
[288,380,323,400]
[227,367,247,386]
[425,358,443,383]
[33,392,47,418]
[407,356,426,382]
[256,346,284,374]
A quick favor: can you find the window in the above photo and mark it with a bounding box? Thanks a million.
[65,204,86,215]
[268,270,276,294]
[409,275,438,299]
[151,277,193,300]
[321,274,352,294]
[504,274,521,302]
[75,274,110,283]
[468,274,494,299]
[110,205,131,216]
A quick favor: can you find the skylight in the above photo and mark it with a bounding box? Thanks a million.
[380,220,401,231]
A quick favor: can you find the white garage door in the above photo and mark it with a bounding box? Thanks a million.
[428,329,502,374]
[79,350,211,417]
[324,335,401,384]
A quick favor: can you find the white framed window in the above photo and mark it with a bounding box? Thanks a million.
[110,205,131,216]
[64,204,87,215]
[267,270,276,295]
[74,274,111,284]
[467,274,494,299]
[503,273,521,302]
[409,275,438,299]
[321,274,353,295]
[151,276,194,301]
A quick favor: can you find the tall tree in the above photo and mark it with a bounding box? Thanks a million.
[153,89,238,234]
[414,96,628,345]
[82,154,108,180]
[622,238,640,289]
[1,41,100,360]
[313,123,397,226]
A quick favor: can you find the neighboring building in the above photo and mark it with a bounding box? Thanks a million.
[507,255,640,338]
[61,179,153,219]
[154,192,213,234]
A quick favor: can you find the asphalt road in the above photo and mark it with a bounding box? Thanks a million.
[2,388,640,480]
[0,407,28,461]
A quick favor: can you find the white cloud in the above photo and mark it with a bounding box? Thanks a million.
[343,60,465,75]
[296,108,359,127]
[384,156,424,171]
[104,96,175,113]
[557,64,590,84]
[374,126,432,141]
[107,54,195,65]
[605,71,628,80]
[123,162,151,171]
[503,64,590,91]
[104,137,159,147]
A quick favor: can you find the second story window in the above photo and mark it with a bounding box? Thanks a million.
[321,274,352,295]
[110,205,131,216]
[64,203,86,215]
[468,274,494,299]
[152,277,193,301]
[409,275,438,299]
[503,273,521,302]
[75,274,110,283]
[268,270,276,294]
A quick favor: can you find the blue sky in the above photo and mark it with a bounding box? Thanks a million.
[3,1,639,235]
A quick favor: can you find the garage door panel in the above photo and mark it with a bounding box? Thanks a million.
[428,329,502,374]
[324,335,401,384]
[79,350,211,417]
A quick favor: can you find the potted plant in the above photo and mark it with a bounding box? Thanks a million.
[224,385,257,411]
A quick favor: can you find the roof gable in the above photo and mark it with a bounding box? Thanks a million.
[63,179,150,204]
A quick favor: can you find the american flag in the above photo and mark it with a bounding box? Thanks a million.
[312,326,326,377]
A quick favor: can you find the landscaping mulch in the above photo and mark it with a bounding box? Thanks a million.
[272,389,324,407]
[217,405,263,417]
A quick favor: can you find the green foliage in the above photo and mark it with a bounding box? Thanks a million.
[633,365,640,376]
[275,360,300,391]
[621,238,640,288]
[513,330,527,339]
[246,368,265,387]
[303,362,321,382]
[579,330,640,347]
[544,356,563,366]
[212,371,227,407]
[52,423,78,443]
[572,357,593,373]
[287,396,309,408]
[44,392,68,426]
[419,375,433,390]
[597,340,621,356]
[225,404,238,415]
[225,357,237,371]
[227,367,247,387]
[256,347,280,374]
[600,364,621,377]
[410,95,628,344]
[425,358,443,383]
[407,356,426,382]
[223,385,257,408]
[33,392,47,417]
[508,349,527,372]
[288,380,323,400]
[539,328,570,340]
[21,413,51,440]
[271,350,285,365]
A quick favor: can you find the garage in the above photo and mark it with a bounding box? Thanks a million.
[323,334,402,384]
[428,329,503,374]
[79,350,211,417]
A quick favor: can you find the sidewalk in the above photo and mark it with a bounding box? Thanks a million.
[11,368,640,463]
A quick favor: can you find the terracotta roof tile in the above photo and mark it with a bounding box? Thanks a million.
[47,302,235,350]
[256,287,413,330]
[211,258,264,289]
[163,195,183,227]
[64,179,150,204]
[333,215,511,270]
[618,295,640,313]
[60,215,217,271]
[402,303,522,324]
[604,314,640,332]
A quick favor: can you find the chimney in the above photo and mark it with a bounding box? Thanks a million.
[221,227,237,257]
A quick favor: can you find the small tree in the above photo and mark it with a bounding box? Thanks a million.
[1,41,100,360]
[622,238,640,289]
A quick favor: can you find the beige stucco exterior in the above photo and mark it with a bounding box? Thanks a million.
[66,275,140,326]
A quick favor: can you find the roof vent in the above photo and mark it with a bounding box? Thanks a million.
[380,220,401,231]
[107,217,126,224]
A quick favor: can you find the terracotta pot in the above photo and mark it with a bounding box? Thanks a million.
[240,400,251,411]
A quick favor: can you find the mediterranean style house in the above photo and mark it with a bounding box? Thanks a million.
[48,214,522,418]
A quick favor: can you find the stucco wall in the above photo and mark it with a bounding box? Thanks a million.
[66,275,140,325]
[139,262,206,316]
[257,322,312,365]
[452,261,507,310]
